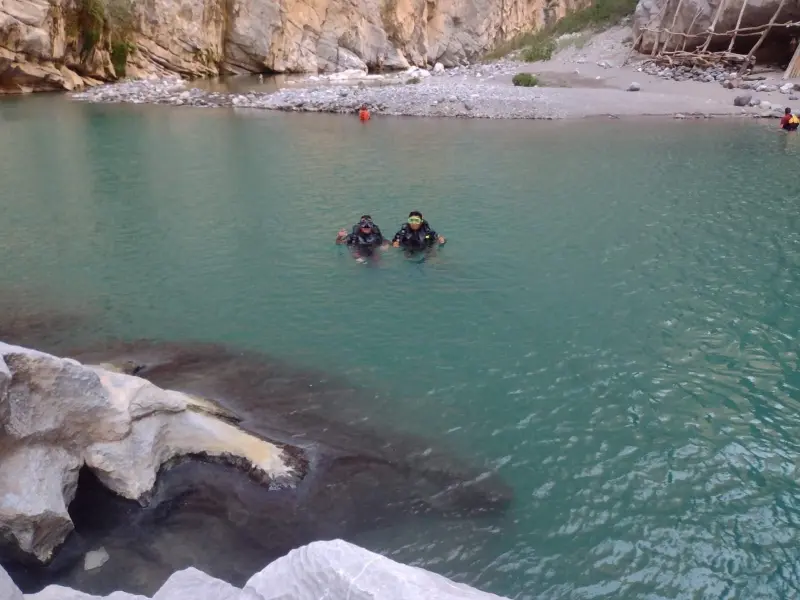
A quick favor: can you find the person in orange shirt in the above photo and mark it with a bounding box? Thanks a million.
[359,104,370,121]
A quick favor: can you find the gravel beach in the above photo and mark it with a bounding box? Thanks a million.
[71,26,800,120]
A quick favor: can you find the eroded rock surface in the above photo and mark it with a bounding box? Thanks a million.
[0,342,303,563]
[0,0,590,92]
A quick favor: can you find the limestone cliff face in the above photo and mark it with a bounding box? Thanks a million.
[0,0,587,92]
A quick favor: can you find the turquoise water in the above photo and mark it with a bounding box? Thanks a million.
[2,96,800,599]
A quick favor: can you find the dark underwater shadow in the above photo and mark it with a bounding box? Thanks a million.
[1,337,514,596]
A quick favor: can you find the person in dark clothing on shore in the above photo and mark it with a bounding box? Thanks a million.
[336,215,387,260]
[391,211,446,251]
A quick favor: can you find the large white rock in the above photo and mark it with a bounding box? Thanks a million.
[0,445,81,562]
[0,342,302,562]
[0,562,22,600]
[26,588,146,600]
[244,539,508,600]
[6,540,507,600]
[152,567,240,600]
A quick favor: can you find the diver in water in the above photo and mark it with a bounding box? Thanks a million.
[336,215,387,260]
[391,211,446,251]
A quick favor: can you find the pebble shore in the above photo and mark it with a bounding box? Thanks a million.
[71,51,789,120]
[71,63,573,119]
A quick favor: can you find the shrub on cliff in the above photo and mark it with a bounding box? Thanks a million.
[512,73,539,87]
[521,39,555,62]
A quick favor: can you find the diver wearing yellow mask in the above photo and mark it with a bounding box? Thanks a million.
[391,211,446,250]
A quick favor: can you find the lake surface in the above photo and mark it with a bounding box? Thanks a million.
[2,96,800,600]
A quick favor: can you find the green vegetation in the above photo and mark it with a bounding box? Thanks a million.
[111,40,134,76]
[77,0,105,56]
[485,0,637,62]
[521,39,556,62]
[512,73,539,87]
[72,0,136,76]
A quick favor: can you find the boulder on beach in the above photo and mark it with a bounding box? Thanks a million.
[734,94,752,106]
[627,82,641,92]
[3,540,508,600]
[405,66,431,79]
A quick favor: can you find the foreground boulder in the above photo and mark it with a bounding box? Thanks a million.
[2,540,507,599]
[244,539,506,599]
[0,342,304,563]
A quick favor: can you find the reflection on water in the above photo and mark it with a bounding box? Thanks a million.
[0,99,800,599]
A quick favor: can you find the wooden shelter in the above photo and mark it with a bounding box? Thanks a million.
[626,0,800,76]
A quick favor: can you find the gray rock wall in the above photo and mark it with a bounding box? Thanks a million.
[0,0,590,92]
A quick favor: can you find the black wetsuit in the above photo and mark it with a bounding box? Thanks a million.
[345,224,384,256]
[392,222,439,251]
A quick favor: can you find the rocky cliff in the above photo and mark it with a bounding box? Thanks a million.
[0,0,589,92]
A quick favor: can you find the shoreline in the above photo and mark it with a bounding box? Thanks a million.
[67,27,799,122]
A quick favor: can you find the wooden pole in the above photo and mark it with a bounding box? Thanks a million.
[682,8,703,51]
[623,32,645,65]
[783,38,800,79]
[624,0,670,64]
[738,0,787,75]
[700,0,729,53]
[727,0,749,52]
[663,0,686,52]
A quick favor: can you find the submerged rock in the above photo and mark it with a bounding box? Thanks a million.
[3,540,507,599]
[83,548,109,572]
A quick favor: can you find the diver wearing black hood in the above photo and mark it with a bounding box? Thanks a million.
[336,216,387,256]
